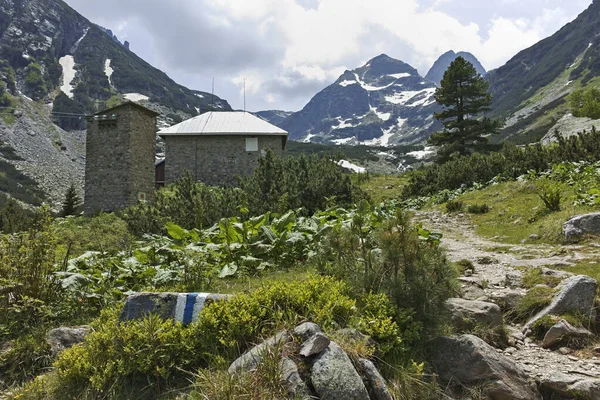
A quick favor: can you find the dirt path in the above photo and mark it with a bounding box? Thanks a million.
[416,211,600,383]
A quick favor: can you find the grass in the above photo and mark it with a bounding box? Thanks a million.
[512,285,556,322]
[358,174,409,204]
[559,258,600,286]
[203,267,315,295]
[433,180,597,244]
[521,267,564,289]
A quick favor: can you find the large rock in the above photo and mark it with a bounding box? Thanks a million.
[119,292,230,323]
[280,357,311,399]
[429,335,542,400]
[563,213,600,241]
[293,322,322,341]
[540,372,600,399]
[228,331,290,375]
[358,358,393,400]
[446,298,504,331]
[525,275,597,331]
[299,332,331,358]
[310,342,370,400]
[47,326,90,357]
[542,319,593,349]
[487,289,525,311]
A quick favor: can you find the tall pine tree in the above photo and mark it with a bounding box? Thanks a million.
[429,57,499,162]
[60,183,82,217]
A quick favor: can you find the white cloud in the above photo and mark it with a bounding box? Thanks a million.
[65,0,592,111]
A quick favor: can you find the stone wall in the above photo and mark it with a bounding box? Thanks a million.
[84,104,156,214]
[164,135,285,186]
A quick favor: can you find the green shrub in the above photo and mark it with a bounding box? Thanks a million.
[0,334,52,391]
[537,182,562,212]
[454,259,475,275]
[445,200,463,213]
[570,87,600,119]
[467,203,489,214]
[51,276,407,398]
[24,62,47,100]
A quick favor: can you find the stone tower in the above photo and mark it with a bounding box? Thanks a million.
[84,101,158,214]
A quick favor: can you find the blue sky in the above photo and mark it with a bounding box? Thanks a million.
[65,0,592,112]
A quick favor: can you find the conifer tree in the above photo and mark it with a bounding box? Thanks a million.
[60,183,81,217]
[429,57,500,162]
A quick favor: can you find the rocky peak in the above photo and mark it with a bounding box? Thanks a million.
[425,50,486,85]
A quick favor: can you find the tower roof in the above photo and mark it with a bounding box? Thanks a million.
[158,111,288,137]
[93,101,160,117]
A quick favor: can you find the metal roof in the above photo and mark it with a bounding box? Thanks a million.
[158,111,288,137]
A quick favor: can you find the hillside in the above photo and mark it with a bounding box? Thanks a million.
[487,0,600,143]
[425,50,486,85]
[0,0,232,205]
[254,110,294,126]
[281,54,441,146]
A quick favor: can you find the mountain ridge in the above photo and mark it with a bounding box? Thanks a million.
[425,50,486,85]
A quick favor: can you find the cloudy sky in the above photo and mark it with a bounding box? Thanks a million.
[65,0,592,112]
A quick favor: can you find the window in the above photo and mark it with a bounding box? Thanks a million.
[245,137,258,152]
[138,192,147,202]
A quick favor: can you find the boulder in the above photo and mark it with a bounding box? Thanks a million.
[540,372,600,399]
[280,357,311,399]
[429,334,542,400]
[299,332,331,358]
[310,342,370,400]
[358,358,393,400]
[47,326,90,357]
[119,292,230,323]
[525,275,597,331]
[446,298,504,331]
[563,213,600,241]
[541,319,593,349]
[228,330,290,375]
[293,322,322,341]
[487,289,525,310]
[505,271,523,288]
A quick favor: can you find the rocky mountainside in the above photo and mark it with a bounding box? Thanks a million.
[487,0,600,143]
[281,54,441,146]
[425,50,486,85]
[0,0,232,206]
[254,110,294,126]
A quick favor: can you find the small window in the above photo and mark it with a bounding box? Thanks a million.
[138,192,147,202]
[245,137,258,152]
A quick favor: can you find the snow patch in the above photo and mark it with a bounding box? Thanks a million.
[331,117,355,130]
[407,146,436,160]
[354,73,396,91]
[59,55,76,98]
[195,93,205,98]
[195,107,200,114]
[70,28,89,53]
[338,160,366,173]
[339,80,357,87]
[370,106,391,121]
[124,93,150,102]
[389,73,411,79]
[303,133,316,143]
[385,88,436,107]
[332,137,355,145]
[397,117,407,128]
[565,80,573,86]
[104,59,113,87]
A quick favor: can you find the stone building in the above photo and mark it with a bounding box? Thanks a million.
[84,101,158,214]
[158,111,288,186]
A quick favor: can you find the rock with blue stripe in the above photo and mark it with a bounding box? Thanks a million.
[119,292,231,323]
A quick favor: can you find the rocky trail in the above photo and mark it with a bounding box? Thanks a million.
[417,211,600,396]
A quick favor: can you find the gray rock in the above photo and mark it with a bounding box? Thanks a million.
[310,342,370,400]
[542,319,593,349]
[358,358,393,400]
[529,234,541,240]
[540,372,600,399]
[228,330,290,375]
[429,334,542,400]
[293,322,322,341]
[525,275,597,331]
[47,326,90,357]
[477,256,497,265]
[280,357,311,399]
[488,289,525,310]
[505,271,523,288]
[300,332,331,358]
[446,298,504,331]
[563,213,600,241]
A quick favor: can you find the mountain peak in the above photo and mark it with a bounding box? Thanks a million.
[425,50,486,85]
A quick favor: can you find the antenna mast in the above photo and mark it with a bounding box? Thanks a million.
[211,78,215,109]
[243,78,246,112]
